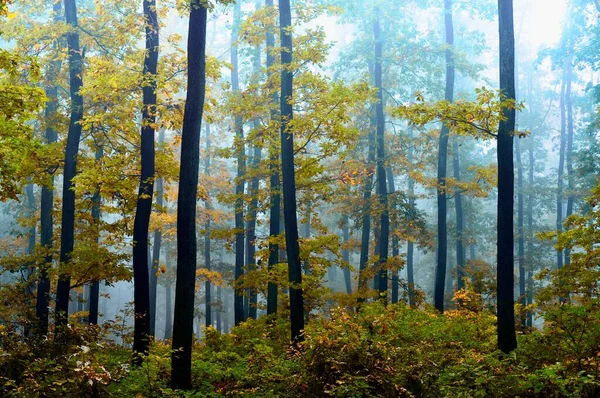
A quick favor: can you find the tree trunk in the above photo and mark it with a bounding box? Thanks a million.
[55,0,84,328]
[171,2,207,389]
[88,145,103,325]
[279,0,305,343]
[407,127,416,307]
[204,124,212,328]
[231,0,246,326]
[36,0,62,336]
[164,249,172,340]
[557,73,566,270]
[266,0,280,317]
[386,168,399,303]
[373,15,389,303]
[497,0,517,354]
[452,138,465,290]
[435,0,455,313]
[132,0,159,360]
[564,54,574,266]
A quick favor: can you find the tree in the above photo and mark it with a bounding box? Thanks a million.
[231,0,246,326]
[279,0,305,343]
[132,0,159,361]
[171,0,208,389]
[266,0,279,316]
[496,0,517,353]
[373,14,389,302]
[434,0,455,313]
[55,0,84,329]
[35,0,62,335]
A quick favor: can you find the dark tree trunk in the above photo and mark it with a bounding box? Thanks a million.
[564,55,574,266]
[386,168,399,304]
[171,2,207,389]
[373,16,389,303]
[358,76,376,299]
[279,0,305,343]
[407,127,416,307]
[164,249,172,340]
[342,215,352,294]
[204,124,212,328]
[55,0,84,328]
[132,0,159,360]
[88,145,103,325]
[150,129,165,335]
[266,0,280,316]
[435,0,454,313]
[452,138,465,290]
[557,72,566,270]
[231,1,246,326]
[497,0,517,354]
[36,0,62,336]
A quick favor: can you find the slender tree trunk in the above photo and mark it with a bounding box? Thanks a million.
[407,127,416,307]
[266,0,280,317]
[557,74,566,270]
[435,0,455,313]
[452,138,465,290]
[373,15,389,302]
[36,0,62,337]
[358,72,376,299]
[150,129,164,335]
[204,124,212,328]
[231,1,246,326]
[132,0,159,360]
[88,145,103,325]
[386,168,399,303]
[497,0,517,354]
[55,0,84,328]
[342,215,352,294]
[164,249,172,340]
[565,54,574,266]
[171,1,207,389]
[279,0,305,343]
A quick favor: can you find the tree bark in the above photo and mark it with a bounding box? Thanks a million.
[407,127,416,307]
[231,0,246,326]
[564,54,574,267]
[266,0,280,316]
[452,138,465,290]
[557,72,566,271]
[36,0,62,336]
[373,15,389,303]
[204,124,212,328]
[171,1,207,389]
[132,0,159,360]
[435,0,455,313]
[386,168,399,303]
[515,137,526,326]
[164,249,172,340]
[497,0,517,353]
[279,0,305,343]
[55,0,84,328]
